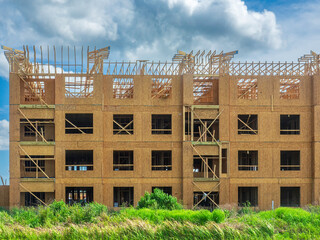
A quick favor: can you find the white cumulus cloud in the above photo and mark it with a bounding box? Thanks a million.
[0,120,9,151]
[0,0,283,72]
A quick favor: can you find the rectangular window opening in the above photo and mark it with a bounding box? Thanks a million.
[66,187,93,205]
[237,79,258,99]
[113,151,134,171]
[280,187,300,207]
[238,187,258,207]
[113,114,134,135]
[152,150,172,171]
[65,76,93,98]
[280,79,300,99]
[24,81,45,103]
[238,114,258,135]
[65,150,93,171]
[113,187,134,207]
[281,151,300,171]
[193,77,216,104]
[222,149,228,174]
[238,151,258,171]
[113,78,134,99]
[280,115,300,135]
[152,187,172,195]
[152,78,172,99]
[152,114,172,134]
[65,113,93,134]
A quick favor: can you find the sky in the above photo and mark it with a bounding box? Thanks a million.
[0,0,320,182]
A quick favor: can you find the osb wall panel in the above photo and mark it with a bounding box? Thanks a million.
[19,145,55,156]
[229,107,312,143]
[19,181,54,192]
[18,108,55,119]
[104,106,183,143]
[55,109,104,142]
[103,142,182,179]
[229,142,312,178]
[182,74,194,105]
[55,141,103,179]
[229,181,312,210]
[9,73,20,105]
[9,105,20,142]
[0,186,9,208]
[193,109,220,119]
[228,76,312,107]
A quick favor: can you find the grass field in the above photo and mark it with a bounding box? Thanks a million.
[0,201,319,239]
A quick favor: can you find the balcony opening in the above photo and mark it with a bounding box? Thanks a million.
[193,77,218,104]
[113,114,133,135]
[65,113,93,134]
[238,114,258,135]
[281,187,300,207]
[193,192,219,210]
[280,79,300,99]
[193,119,219,142]
[20,119,55,142]
[193,155,219,179]
[152,151,172,171]
[238,187,258,207]
[281,151,300,171]
[238,151,258,171]
[113,151,134,171]
[65,150,93,171]
[152,187,172,195]
[237,78,258,99]
[66,187,93,205]
[24,192,45,207]
[152,114,172,134]
[113,187,134,207]
[152,77,172,99]
[280,115,300,135]
[113,78,134,99]
[20,155,55,178]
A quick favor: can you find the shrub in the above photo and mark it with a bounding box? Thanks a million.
[137,188,183,210]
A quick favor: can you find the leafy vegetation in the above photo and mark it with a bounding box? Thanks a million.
[137,188,183,210]
[0,193,320,239]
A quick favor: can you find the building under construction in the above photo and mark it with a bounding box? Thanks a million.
[2,44,320,209]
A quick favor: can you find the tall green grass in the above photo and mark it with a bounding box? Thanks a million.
[0,201,320,239]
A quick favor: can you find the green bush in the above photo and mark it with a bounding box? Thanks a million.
[137,188,183,210]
